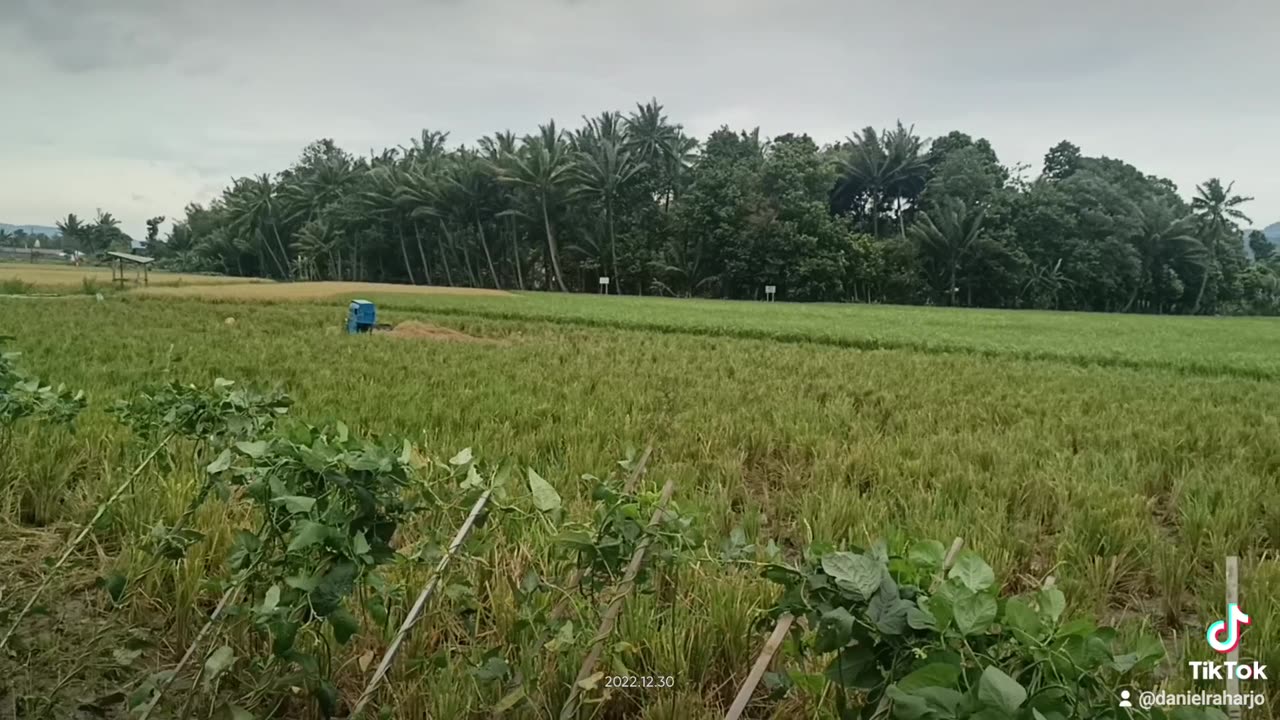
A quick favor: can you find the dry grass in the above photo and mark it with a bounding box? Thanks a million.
[0,263,259,289]
[135,280,512,301]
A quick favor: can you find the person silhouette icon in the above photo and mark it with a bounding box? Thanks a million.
[1119,690,1133,708]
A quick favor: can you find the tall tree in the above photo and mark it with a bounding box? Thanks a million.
[499,122,578,292]
[56,214,84,251]
[909,199,986,305]
[575,136,645,293]
[1190,178,1253,313]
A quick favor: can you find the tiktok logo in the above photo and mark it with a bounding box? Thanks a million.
[1206,603,1251,654]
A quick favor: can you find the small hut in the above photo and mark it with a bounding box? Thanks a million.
[105,251,156,287]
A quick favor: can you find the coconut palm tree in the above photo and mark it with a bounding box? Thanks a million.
[444,149,501,288]
[499,121,578,292]
[909,198,986,306]
[1190,178,1253,313]
[224,175,291,278]
[55,213,84,250]
[835,123,928,239]
[575,137,645,293]
[357,166,417,284]
[481,131,526,290]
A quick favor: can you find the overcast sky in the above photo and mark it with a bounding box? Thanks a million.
[1,0,1276,240]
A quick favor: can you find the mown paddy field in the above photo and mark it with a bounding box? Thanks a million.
[1,285,1277,719]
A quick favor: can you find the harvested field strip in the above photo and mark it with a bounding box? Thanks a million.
[136,280,512,302]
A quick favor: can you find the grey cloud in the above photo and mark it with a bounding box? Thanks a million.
[0,0,1277,239]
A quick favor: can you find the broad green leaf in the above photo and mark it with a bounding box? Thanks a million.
[287,520,330,552]
[270,620,298,656]
[814,607,856,652]
[1038,586,1066,623]
[272,495,316,514]
[234,440,269,458]
[887,686,931,720]
[260,584,281,614]
[897,663,960,692]
[824,645,877,689]
[821,552,881,600]
[1003,597,1043,639]
[309,560,358,616]
[461,464,484,489]
[328,607,360,644]
[449,447,473,465]
[206,449,233,474]
[526,468,561,512]
[352,531,371,557]
[954,593,998,636]
[947,552,995,592]
[908,540,946,570]
[544,621,576,653]
[869,592,912,636]
[906,604,937,631]
[472,657,510,683]
[977,666,1026,713]
[202,645,236,689]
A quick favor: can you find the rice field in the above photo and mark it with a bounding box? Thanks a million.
[0,287,1277,718]
[0,261,267,291]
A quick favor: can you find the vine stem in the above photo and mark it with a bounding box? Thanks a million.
[137,583,240,720]
[350,488,492,719]
[559,478,676,720]
[0,433,174,651]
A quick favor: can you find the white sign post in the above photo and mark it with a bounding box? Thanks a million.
[764,285,777,302]
[598,276,610,295]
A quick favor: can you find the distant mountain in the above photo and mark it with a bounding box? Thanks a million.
[1263,222,1280,241]
[0,223,60,237]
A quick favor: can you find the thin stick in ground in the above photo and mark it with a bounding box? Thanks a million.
[0,435,172,651]
[723,613,794,720]
[350,489,492,719]
[558,478,676,720]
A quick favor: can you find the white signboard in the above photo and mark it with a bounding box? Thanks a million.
[599,277,610,285]
[764,285,777,302]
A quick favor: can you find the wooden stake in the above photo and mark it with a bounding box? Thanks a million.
[558,479,676,720]
[549,444,653,623]
[0,435,172,650]
[723,614,794,720]
[350,489,492,718]
[928,537,965,592]
[1225,556,1241,720]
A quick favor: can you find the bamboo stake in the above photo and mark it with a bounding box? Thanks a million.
[137,584,239,720]
[0,435,172,650]
[1225,556,1241,720]
[350,489,492,718]
[929,536,965,592]
[723,613,794,720]
[559,479,676,720]
[549,444,653,623]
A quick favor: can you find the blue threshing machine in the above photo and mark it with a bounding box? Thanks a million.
[347,300,376,334]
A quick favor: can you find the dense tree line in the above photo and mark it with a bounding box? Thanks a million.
[48,100,1280,314]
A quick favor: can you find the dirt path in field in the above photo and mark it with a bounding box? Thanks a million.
[137,281,511,302]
